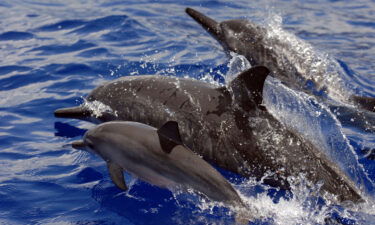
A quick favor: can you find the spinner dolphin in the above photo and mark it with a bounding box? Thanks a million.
[72,121,245,207]
[55,66,364,203]
[185,8,375,128]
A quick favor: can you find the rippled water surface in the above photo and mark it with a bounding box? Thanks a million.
[0,0,374,224]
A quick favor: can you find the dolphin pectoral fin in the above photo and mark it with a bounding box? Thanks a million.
[54,106,91,119]
[233,66,270,107]
[107,162,127,191]
[185,8,222,40]
[350,95,375,112]
[157,121,183,154]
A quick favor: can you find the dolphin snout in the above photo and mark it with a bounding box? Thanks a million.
[71,140,86,150]
[185,8,221,36]
[54,106,91,119]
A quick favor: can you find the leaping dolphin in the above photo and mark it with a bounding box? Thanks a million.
[72,121,246,209]
[55,66,365,203]
[185,8,375,117]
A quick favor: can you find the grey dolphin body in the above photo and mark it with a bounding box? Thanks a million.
[185,8,375,125]
[72,121,244,206]
[55,66,363,203]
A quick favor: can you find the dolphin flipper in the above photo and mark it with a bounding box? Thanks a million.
[107,162,127,190]
[157,121,183,154]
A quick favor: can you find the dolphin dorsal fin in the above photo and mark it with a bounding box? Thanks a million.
[107,162,127,190]
[232,66,270,107]
[157,121,183,154]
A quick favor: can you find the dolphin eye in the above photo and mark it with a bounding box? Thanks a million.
[86,141,94,149]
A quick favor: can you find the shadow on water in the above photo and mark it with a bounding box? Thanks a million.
[91,179,239,225]
[54,122,87,138]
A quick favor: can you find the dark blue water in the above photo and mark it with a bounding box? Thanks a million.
[0,0,374,224]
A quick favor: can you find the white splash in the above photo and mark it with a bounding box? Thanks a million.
[263,76,373,193]
[226,52,252,83]
[82,99,118,118]
[263,14,355,103]
[220,32,375,224]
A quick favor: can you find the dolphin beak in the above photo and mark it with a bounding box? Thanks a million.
[71,140,86,150]
[185,8,222,38]
[54,106,91,119]
[350,95,375,112]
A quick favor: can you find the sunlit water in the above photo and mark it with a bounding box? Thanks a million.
[0,0,374,224]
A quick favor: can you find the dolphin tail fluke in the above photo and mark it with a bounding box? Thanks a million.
[232,203,259,225]
[185,8,222,39]
[234,210,252,225]
[54,106,91,119]
[350,95,375,112]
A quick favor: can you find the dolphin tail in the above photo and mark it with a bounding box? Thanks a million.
[350,95,375,112]
[233,204,258,224]
[54,106,91,119]
[234,211,251,225]
[185,8,223,40]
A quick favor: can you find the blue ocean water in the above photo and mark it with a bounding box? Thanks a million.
[0,0,374,224]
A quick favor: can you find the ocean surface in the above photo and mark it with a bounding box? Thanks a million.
[0,0,374,224]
